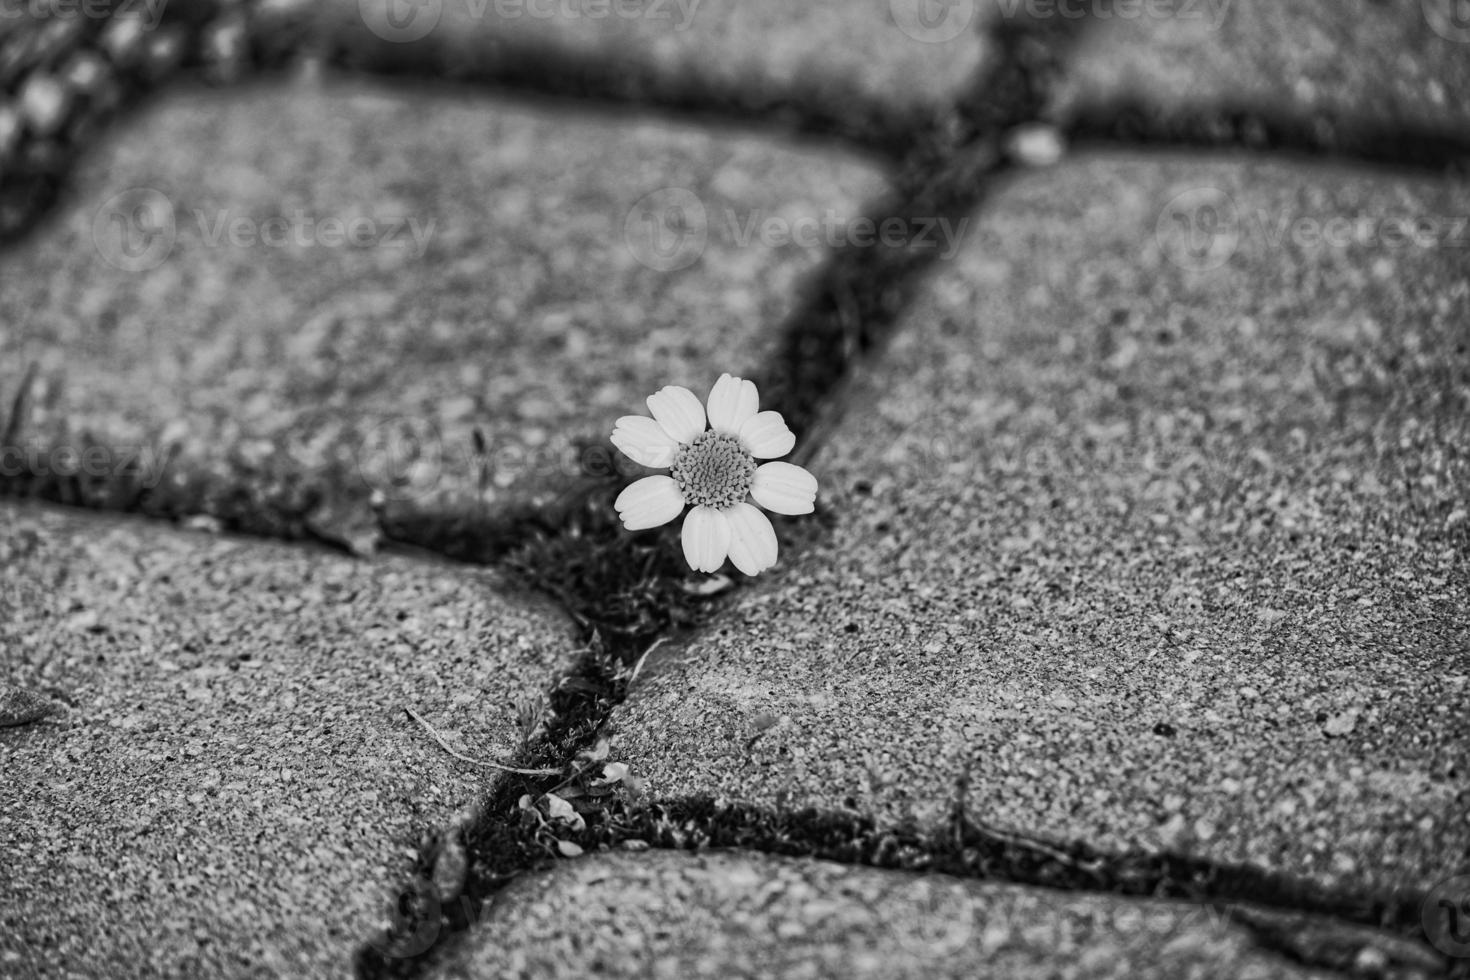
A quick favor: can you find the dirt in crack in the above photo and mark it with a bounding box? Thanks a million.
[355,13,1101,980]
[352,489,729,978]
[1063,98,1470,174]
[521,795,1445,973]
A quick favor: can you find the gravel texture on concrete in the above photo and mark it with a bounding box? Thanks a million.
[393,0,1470,128]
[0,500,579,979]
[0,683,56,727]
[1055,0,1470,133]
[431,849,1354,979]
[0,77,882,522]
[606,152,1470,895]
[348,0,988,109]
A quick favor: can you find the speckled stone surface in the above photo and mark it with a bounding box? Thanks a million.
[431,850,1356,979]
[0,500,578,979]
[0,78,882,519]
[606,153,1470,894]
[1055,0,1470,132]
[3,2,1469,977]
[347,0,988,109]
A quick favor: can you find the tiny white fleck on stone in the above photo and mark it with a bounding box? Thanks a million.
[1005,123,1066,168]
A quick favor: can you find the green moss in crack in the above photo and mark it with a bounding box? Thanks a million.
[502,485,721,641]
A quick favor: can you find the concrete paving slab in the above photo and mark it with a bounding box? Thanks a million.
[345,0,988,110]
[0,76,883,523]
[0,500,579,979]
[431,849,1352,979]
[605,153,1470,894]
[1050,0,1470,134]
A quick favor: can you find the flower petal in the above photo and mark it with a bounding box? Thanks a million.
[615,476,685,531]
[706,373,760,437]
[647,385,706,445]
[751,462,818,516]
[725,502,778,576]
[681,506,732,573]
[737,411,796,459]
[610,416,679,469]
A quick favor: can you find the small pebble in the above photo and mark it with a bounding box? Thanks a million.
[101,16,147,65]
[431,832,468,901]
[0,685,56,727]
[143,29,186,80]
[19,75,70,137]
[1006,124,1066,168]
[62,52,109,93]
[1352,946,1389,974]
[0,106,20,158]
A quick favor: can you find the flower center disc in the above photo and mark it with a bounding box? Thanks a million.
[672,432,755,510]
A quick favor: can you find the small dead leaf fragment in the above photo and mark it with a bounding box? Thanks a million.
[556,839,584,858]
[0,685,55,727]
[431,833,468,901]
[684,574,734,597]
[543,793,585,832]
[578,738,611,763]
[304,491,381,557]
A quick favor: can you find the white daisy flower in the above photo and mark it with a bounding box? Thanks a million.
[611,374,818,576]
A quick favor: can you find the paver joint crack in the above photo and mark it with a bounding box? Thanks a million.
[0,1,1465,978]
